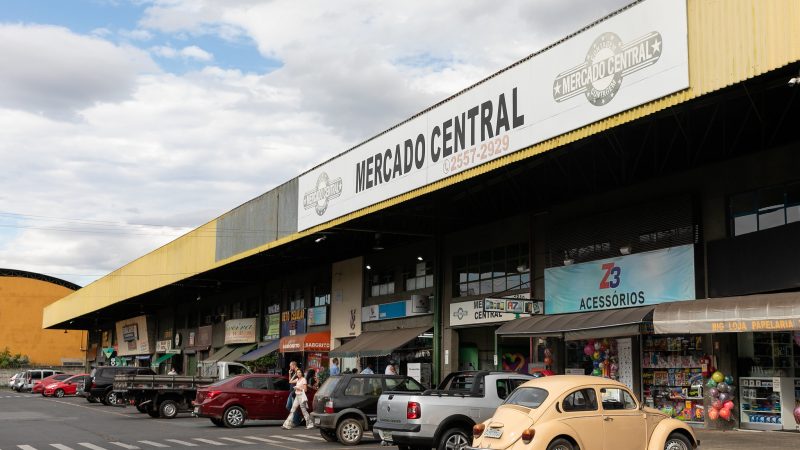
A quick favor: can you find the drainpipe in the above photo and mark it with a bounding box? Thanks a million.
[433,232,443,386]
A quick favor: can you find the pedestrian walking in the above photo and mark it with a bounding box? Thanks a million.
[282,368,313,429]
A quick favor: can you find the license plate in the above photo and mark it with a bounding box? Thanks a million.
[193,406,200,414]
[381,431,393,442]
[314,417,321,425]
[484,428,503,438]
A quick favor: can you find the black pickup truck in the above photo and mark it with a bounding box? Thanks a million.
[310,374,426,446]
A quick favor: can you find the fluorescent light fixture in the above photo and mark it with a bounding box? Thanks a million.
[619,245,632,255]
[563,259,574,266]
[516,264,528,273]
[314,235,327,243]
[417,256,424,261]
[365,265,372,270]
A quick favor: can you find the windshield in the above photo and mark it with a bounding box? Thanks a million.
[316,376,341,397]
[504,387,548,409]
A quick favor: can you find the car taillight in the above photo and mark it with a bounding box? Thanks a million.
[473,423,485,437]
[521,428,535,444]
[205,390,222,399]
[324,400,334,414]
[407,401,421,419]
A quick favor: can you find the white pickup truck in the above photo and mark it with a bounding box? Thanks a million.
[374,371,533,450]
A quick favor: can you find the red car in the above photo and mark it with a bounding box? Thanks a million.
[43,374,90,398]
[193,374,316,428]
[32,374,72,394]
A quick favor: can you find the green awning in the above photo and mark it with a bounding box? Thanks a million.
[152,353,175,366]
[219,344,256,362]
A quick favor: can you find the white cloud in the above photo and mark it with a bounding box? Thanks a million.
[119,28,154,41]
[0,24,158,119]
[150,44,213,61]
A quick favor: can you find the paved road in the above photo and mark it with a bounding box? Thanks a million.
[0,392,380,450]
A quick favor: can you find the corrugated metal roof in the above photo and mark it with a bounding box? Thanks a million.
[43,0,800,328]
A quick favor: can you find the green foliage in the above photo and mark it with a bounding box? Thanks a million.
[0,347,28,368]
[244,353,278,373]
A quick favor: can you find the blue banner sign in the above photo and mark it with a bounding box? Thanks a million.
[544,244,695,314]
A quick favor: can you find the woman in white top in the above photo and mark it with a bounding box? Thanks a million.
[384,360,397,375]
[282,369,313,429]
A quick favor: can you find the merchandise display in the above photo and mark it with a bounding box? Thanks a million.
[740,377,782,430]
[642,335,704,423]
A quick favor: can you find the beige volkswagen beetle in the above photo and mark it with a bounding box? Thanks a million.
[467,375,698,450]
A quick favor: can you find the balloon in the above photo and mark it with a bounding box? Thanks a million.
[711,400,722,410]
[543,357,553,366]
[706,379,718,388]
[719,392,731,403]
[594,342,601,351]
[717,382,729,393]
[724,375,734,385]
[584,344,594,356]
[709,388,720,398]
[723,401,734,410]
[719,407,731,421]
[544,348,552,357]
[593,351,600,360]
[708,409,719,421]
[712,371,725,383]
[592,368,602,376]
[794,405,800,424]
[593,360,600,368]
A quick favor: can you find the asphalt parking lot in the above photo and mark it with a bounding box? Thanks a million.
[0,391,380,450]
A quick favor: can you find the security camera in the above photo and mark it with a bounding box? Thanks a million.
[789,77,800,87]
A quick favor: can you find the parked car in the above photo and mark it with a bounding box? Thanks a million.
[8,372,24,389]
[11,372,27,391]
[375,371,534,450]
[32,373,72,394]
[311,374,426,446]
[467,375,699,450]
[43,374,90,398]
[193,374,316,428]
[20,369,64,392]
[82,366,155,405]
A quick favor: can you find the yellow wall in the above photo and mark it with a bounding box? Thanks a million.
[43,0,800,328]
[0,276,86,365]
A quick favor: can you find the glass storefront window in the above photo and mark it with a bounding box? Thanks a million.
[730,181,800,236]
[453,242,529,297]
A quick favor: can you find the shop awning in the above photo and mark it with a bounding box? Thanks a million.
[203,345,237,363]
[496,306,654,340]
[279,331,331,353]
[218,344,256,362]
[152,353,175,366]
[653,292,800,334]
[238,340,280,362]
[330,326,432,357]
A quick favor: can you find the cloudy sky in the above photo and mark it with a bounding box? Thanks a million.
[0,0,631,288]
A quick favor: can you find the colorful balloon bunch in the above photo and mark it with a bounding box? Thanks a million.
[583,339,617,379]
[706,371,735,422]
[543,348,553,367]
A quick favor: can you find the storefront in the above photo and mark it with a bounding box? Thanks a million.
[115,315,153,368]
[183,325,212,376]
[654,292,800,431]
[279,330,331,372]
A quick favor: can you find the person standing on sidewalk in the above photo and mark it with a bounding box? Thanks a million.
[282,368,313,429]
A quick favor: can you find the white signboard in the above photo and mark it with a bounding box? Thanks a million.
[449,299,520,327]
[224,318,257,344]
[297,0,689,230]
[407,363,422,384]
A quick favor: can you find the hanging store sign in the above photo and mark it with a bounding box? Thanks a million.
[281,308,307,336]
[483,293,542,315]
[544,244,696,314]
[361,298,432,323]
[264,313,280,340]
[297,0,689,231]
[449,299,520,327]
[308,306,328,326]
[155,340,172,353]
[115,315,151,356]
[224,318,257,344]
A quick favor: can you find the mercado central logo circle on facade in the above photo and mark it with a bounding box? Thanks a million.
[303,172,343,216]
[553,31,662,106]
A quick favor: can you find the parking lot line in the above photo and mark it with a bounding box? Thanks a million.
[77,444,108,450]
[18,445,38,450]
[163,441,196,447]
[268,437,306,443]
[50,444,74,450]
[295,435,325,441]
[137,442,168,448]
[190,439,224,446]
[242,437,281,444]
[108,443,139,450]
[218,438,253,445]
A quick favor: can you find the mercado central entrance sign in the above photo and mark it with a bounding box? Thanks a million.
[298,0,689,231]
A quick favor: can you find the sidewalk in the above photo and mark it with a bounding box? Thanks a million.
[695,429,800,449]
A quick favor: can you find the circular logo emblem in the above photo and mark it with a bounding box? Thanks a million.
[584,32,624,106]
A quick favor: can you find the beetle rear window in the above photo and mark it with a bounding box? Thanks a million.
[504,387,548,409]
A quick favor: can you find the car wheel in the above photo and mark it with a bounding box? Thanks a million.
[136,403,149,413]
[87,395,98,403]
[102,390,116,405]
[210,418,225,427]
[664,433,691,450]
[159,400,179,419]
[546,438,575,450]
[438,428,470,450]
[320,429,338,442]
[55,389,65,398]
[336,418,364,446]
[223,406,246,428]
